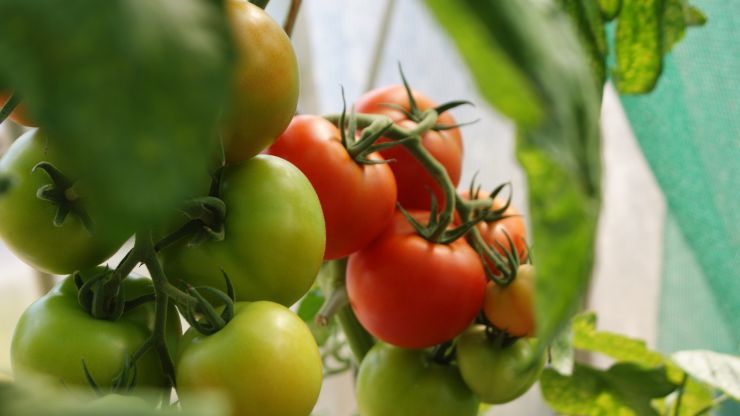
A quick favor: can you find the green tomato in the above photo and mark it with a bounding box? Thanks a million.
[356,343,479,416]
[456,325,545,404]
[11,273,181,393]
[0,129,129,274]
[160,155,325,306]
[176,301,322,416]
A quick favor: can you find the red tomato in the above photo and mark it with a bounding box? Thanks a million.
[459,190,528,264]
[347,211,485,348]
[355,85,462,211]
[267,115,397,259]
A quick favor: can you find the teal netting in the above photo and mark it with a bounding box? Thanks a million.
[619,0,739,412]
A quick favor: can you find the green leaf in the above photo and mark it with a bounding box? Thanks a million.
[572,312,668,371]
[686,5,707,26]
[599,0,622,21]
[663,0,689,53]
[655,377,715,416]
[672,350,740,400]
[550,320,575,376]
[422,0,544,126]
[541,363,678,415]
[559,0,608,90]
[0,0,234,237]
[297,287,325,322]
[614,0,663,93]
[425,0,602,363]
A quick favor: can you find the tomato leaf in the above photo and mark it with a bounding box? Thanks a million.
[549,320,575,376]
[422,0,544,127]
[572,312,671,371]
[559,0,608,91]
[0,0,234,237]
[671,350,740,401]
[541,362,678,415]
[614,0,663,93]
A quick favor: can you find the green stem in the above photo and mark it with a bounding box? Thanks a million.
[325,259,374,363]
[138,232,178,387]
[0,92,20,124]
[673,373,689,416]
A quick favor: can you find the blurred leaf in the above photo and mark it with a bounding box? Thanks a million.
[550,320,575,376]
[656,377,715,416]
[686,6,707,26]
[0,0,234,237]
[541,362,678,415]
[422,0,544,126]
[426,0,602,365]
[559,0,608,90]
[599,0,622,21]
[672,350,740,400]
[614,0,662,93]
[572,312,670,372]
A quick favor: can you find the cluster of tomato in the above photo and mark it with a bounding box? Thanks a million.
[2,2,326,416]
[1,0,543,415]
[269,79,544,414]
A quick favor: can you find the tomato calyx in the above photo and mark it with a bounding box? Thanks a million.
[178,272,236,336]
[81,355,138,397]
[74,268,128,320]
[32,161,94,232]
[388,64,475,133]
[398,198,481,244]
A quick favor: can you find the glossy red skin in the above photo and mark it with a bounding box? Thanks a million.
[355,85,462,211]
[267,115,397,259]
[347,211,486,349]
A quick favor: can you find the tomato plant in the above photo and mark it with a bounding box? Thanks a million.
[356,343,479,416]
[220,0,299,164]
[355,85,463,210]
[266,115,397,260]
[176,301,322,416]
[11,273,181,392]
[160,155,325,307]
[347,210,485,348]
[483,264,535,337]
[0,129,129,274]
[456,325,544,404]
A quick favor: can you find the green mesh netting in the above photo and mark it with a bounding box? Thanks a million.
[619,0,739,412]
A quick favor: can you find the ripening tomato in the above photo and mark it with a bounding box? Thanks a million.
[221,0,300,163]
[356,343,479,416]
[456,325,544,404]
[11,273,181,393]
[347,211,485,348]
[176,301,322,416]
[483,264,535,337]
[266,115,397,259]
[355,85,463,211]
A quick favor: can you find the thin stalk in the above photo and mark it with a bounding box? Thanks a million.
[0,92,20,125]
[283,0,302,38]
[326,259,374,363]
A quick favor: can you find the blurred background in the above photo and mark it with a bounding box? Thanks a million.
[1,0,737,415]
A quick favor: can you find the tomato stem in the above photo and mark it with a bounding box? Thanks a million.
[282,0,302,38]
[0,92,20,125]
